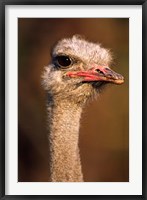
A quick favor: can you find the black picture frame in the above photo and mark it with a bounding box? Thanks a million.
[0,0,146,199]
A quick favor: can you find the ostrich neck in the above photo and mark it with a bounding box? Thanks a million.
[47,96,83,182]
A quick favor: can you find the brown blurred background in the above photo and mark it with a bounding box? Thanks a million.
[18,18,129,182]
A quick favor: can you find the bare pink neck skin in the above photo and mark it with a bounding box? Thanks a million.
[47,99,83,182]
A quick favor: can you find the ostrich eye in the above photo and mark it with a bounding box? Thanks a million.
[54,55,72,68]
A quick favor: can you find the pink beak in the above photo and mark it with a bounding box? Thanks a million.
[66,66,124,85]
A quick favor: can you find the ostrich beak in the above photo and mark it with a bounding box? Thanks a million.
[66,66,124,85]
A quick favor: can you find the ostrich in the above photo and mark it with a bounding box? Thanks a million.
[42,35,124,182]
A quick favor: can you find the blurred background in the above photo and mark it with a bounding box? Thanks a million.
[18,18,129,182]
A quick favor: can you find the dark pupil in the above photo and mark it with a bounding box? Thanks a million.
[56,56,71,67]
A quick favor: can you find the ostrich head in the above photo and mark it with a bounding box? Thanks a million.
[42,35,124,105]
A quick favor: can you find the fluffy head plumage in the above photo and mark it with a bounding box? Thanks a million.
[52,35,112,66]
[42,35,122,106]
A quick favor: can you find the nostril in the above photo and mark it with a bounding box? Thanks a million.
[95,69,104,75]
